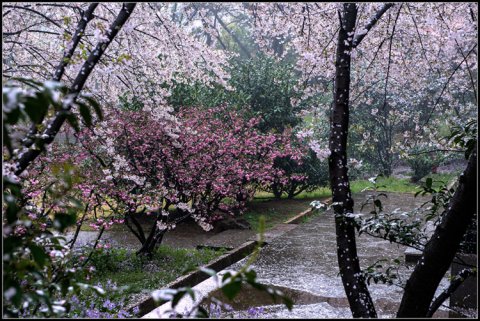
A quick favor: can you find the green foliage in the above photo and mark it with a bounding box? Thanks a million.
[355,175,428,246]
[267,148,330,199]
[363,258,402,286]
[415,176,455,224]
[405,147,440,183]
[3,78,102,158]
[168,54,318,134]
[3,172,95,317]
[447,119,477,160]
[83,245,226,298]
[2,79,103,318]
[168,81,230,110]
[228,54,308,133]
[118,92,144,111]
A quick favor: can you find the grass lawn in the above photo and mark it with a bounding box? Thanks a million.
[86,245,227,302]
[350,173,459,194]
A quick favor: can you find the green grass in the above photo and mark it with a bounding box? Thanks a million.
[254,187,331,200]
[349,174,458,194]
[350,176,418,194]
[254,172,460,203]
[87,245,227,299]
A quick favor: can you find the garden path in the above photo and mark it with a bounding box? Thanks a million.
[145,192,451,318]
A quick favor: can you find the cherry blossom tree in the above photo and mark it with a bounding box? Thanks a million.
[34,105,297,256]
[2,3,231,177]
[245,2,477,318]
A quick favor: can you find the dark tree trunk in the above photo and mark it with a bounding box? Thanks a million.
[329,4,377,318]
[136,227,166,258]
[397,145,477,317]
[272,183,283,199]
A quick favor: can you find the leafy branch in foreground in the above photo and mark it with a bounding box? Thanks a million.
[3,80,105,317]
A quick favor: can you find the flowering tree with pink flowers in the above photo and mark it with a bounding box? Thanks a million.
[39,105,297,256]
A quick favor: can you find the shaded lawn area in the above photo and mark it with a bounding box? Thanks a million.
[83,245,227,307]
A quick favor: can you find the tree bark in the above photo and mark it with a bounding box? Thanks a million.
[329,4,378,318]
[272,183,283,199]
[397,145,477,317]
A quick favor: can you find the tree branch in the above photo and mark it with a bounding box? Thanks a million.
[422,44,477,127]
[21,3,99,150]
[426,268,476,317]
[351,3,395,48]
[14,3,137,176]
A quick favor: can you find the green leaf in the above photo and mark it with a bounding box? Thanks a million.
[4,103,22,125]
[29,244,48,267]
[53,212,76,232]
[171,290,187,308]
[221,279,242,300]
[65,113,80,132]
[282,296,294,310]
[83,96,103,121]
[244,269,257,282]
[222,272,232,283]
[78,103,92,127]
[426,177,432,189]
[24,94,49,124]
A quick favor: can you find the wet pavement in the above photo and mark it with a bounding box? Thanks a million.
[70,191,456,318]
[198,192,451,318]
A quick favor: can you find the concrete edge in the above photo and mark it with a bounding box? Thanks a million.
[283,197,333,225]
[129,197,333,316]
[283,208,314,224]
[129,240,258,316]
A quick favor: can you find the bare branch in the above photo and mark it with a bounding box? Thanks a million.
[352,3,395,48]
[423,44,477,126]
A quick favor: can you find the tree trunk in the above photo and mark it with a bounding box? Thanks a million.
[136,228,166,258]
[329,4,377,318]
[397,145,477,317]
[272,183,283,199]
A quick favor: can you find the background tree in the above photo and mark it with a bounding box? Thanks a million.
[248,2,477,317]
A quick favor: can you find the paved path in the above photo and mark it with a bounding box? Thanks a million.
[205,192,450,318]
